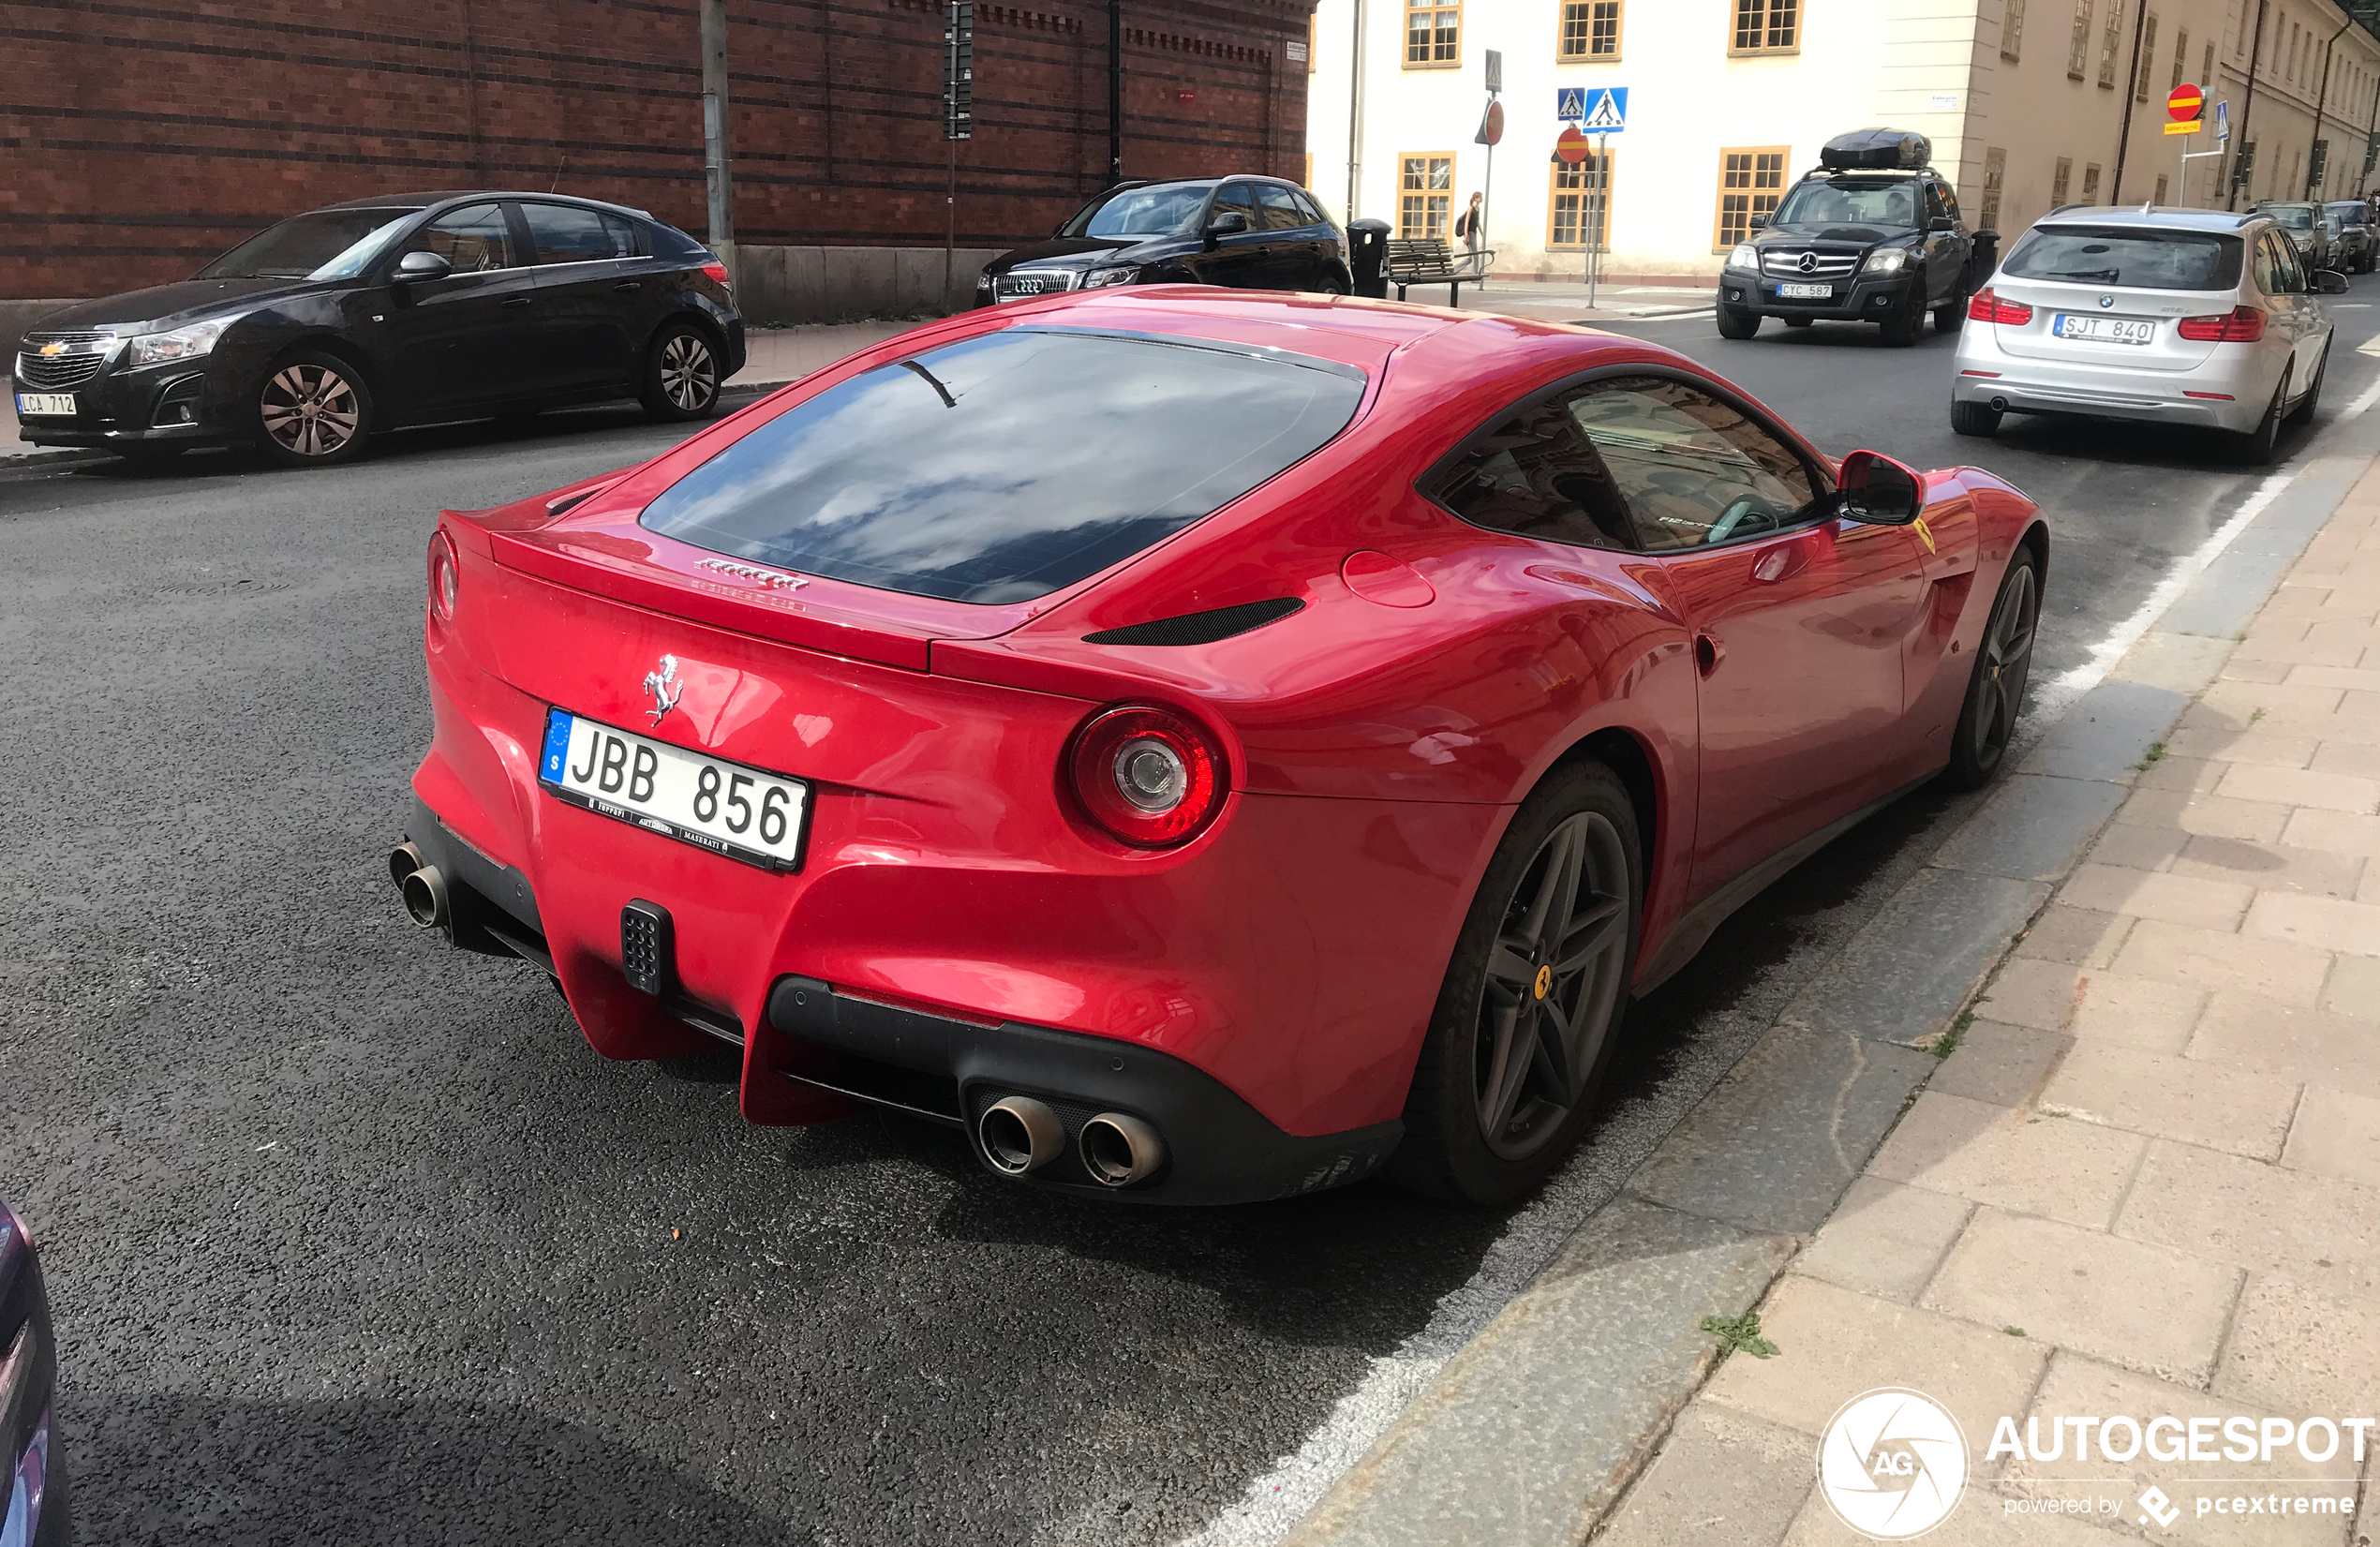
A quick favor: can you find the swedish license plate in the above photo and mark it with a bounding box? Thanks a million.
[14,393,74,416]
[1777,282,1833,300]
[2053,314,2156,345]
[539,708,809,870]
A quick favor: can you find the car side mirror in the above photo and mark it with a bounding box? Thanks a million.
[1836,449,1925,525]
[1928,216,1956,232]
[394,249,452,283]
[2313,269,2351,293]
[1748,215,1769,231]
[1204,211,1250,246]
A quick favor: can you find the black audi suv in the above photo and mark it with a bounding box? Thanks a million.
[12,191,743,468]
[976,177,1351,305]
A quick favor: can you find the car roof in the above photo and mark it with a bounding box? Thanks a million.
[2034,205,2262,233]
[316,190,657,219]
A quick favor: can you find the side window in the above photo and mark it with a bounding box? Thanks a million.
[521,203,633,263]
[2275,233,2307,291]
[1292,189,1331,227]
[399,202,513,271]
[1938,183,1963,226]
[1257,185,1309,231]
[1211,184,1260,229]
[1423,397,1635,552]
[1565,377,1818,553]
[1925,183,1951,223]
[602,213,644,257]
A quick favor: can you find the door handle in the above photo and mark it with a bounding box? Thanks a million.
[500,295,533,308]
[613,279,642,291]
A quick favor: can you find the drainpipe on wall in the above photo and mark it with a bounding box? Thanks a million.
[1109,1,1124,184]
[1346,0,1364,222]
[2111,0,2151,202]
[2309,14,2356,198]
[700,0,734,253]
[2230,0,2269,209]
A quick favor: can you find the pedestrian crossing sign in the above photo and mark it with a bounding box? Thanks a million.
[1581,87,1628,133]
[1556,87,1585,122]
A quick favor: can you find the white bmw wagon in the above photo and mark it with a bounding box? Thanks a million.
[1950,206,2344,463]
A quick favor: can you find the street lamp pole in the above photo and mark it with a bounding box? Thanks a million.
[700,0,734,254]
[2230,0,2268,209]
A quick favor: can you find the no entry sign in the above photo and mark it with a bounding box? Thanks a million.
[2168,82,2204,121]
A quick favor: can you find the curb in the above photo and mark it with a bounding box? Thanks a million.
[1278,422,2380,1547]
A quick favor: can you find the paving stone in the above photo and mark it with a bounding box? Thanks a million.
[2230,636,2368,668]
[1778,1485,2135,1545]
[2115,788,2293,842]
[2060,865,2257,930]
[2323,954,2380,1018]
[1923,1210,2240,1384]
[2221,659,2295,684]
[2171,836,2367,900]
[2216,763,2380,813]
[1932,1020,2071,1108]
[2282,1087,2380,1185]
[2134,755,2229,795]
[2163,726,2321,766]
[2244,892,2380,958]
[1780,870,2051,1047]
[2119,1140,2380,1302]
[2215,1273,2380,1418]
[1930,776,2130,884]
[1626,1026,1938,1234]
[2287,663,2380,693]
[2301,619,2380,653]
[2002,1354,2362,1547]
[1793,1176,1974,1303]
[2083,823,2189,871]
[1973,959,2090,1031]
[2120,632,2238,694]
[1593,1404,1811,1547]
[2111,919,2336,1007]
[2020,681,2189,783]
[1972,961,2206,1051]
[1867,1094,2146,1227]
[2311,742,2380,779]
[2282,807,2380,858]
[2189,991,2380,1092]
[2199,680,2347,718]
[2038,1042,2300,1159]
[2011,907,2135,969]
[1702,1275,2046,1449]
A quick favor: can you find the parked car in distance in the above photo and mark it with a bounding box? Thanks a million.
[2324,200,2376,273]
[1952,206,2342,463]
[1,1197,67,1547]
[2253,201,2339,275]
[1717,128,1978,346]
[975,177,1351,304]
[396,287,2045,1209]
[12,191,743,469]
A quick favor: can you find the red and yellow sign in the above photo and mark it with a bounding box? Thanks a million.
[2167,82,2204,121]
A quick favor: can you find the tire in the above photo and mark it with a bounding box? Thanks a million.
[1950,398,2001,437]
[1879,293,1922,347]
[2235,367,2288,465]
[1784,317,1815,328]
[254,350,373,468]
[640,321,723,422]
[1391,760,1641,1205]
[2287,342,2328,425]
[1944,549,2042,790]
[1716,306,1762,340]
[1933,286,1969,334]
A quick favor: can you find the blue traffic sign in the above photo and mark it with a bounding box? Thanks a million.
[2214,97,2231,142]
[1581,87,1629,133]
[1556,88,1585,122]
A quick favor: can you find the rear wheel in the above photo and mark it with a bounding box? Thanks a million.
[1951,398,2001,437]
[640,322,722,422]
[1392,761,1640,1205]
[255,350,373,468]
[2287,343,2328,425]
[2236,367,2289,465]
[1945,550,2041,789]
[1716,306,1762,340]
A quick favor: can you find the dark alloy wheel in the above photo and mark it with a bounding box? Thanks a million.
[1717,306,1762,340]
[255,350,372,468]
[641,323,722,422]
[1393,761,1640,1204]
[1945,551,2041,789]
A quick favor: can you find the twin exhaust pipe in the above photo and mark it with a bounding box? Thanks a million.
[978,1095,1165,1188]
[387,842,450,931]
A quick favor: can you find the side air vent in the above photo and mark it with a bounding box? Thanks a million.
[1082,597,1304,647]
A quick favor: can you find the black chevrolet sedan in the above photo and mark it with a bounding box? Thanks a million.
[12,191,744,468]
[975,177,1351,305]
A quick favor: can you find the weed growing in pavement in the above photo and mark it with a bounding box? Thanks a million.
[2002,1326,2027,1337]
[2251,707,2267,723]
[1700,1312,1779,1359]
[1932,1010,1974,1060]
[2132,741,2167,772]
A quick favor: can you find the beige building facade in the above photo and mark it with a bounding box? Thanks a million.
[1303,0,2380,282]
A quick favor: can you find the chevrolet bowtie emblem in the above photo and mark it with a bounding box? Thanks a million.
[38,342,64,356]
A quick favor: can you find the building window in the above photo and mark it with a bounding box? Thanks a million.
[2171,27,2189,91]
[1559,1,1623,59]
[1399,153,1455,239]
[2135,14,2158,100]
[2202,41,2214,90]
[1713,146,1788,250]
[2068,0,2092,79]
[2098,0,2122,86]
[2053,156,2073,204]
[1980,145,2007,231]
[1731,0,1798,55]
[2082,162,2102,200]
[1549,148,1614,250]
[1405,0,1460,67]
[2154,173,2169,203]
[2003,0,2028,61]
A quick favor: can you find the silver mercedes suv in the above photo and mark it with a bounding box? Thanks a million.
[1950,206,2345,463]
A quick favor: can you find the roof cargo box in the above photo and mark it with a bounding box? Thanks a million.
[1820,129,1930,171]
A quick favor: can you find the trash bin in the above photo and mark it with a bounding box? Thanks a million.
[1964,229,2001,293]
[1349,217,1391,298]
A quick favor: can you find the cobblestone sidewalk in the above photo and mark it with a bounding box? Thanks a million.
[1596,469,2380,1546]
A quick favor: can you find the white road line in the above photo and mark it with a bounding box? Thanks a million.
[2342,375,2380,421]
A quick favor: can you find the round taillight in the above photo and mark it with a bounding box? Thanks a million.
[427,530,459,625]
[1067,704,1228,848]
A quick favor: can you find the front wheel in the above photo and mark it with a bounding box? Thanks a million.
[255,350,374,468]
[1391,761,1641,1205]
[1879,293,1922,347]
[1933,288,1969,334]
[640,322,723,422]
[1716,306,1762,340]
[1944,550,2042,790]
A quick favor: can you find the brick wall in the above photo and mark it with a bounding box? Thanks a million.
[0,0,1316,299]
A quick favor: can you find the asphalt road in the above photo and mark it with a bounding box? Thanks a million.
[6,287,2380,1547]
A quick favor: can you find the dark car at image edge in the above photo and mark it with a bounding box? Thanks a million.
[11,191,743,469]
[0,1197,66,1547]
[976,176,1352,305]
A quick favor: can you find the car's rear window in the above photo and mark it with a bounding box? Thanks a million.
[638,328,1367,604]
[2001,226,2243,290]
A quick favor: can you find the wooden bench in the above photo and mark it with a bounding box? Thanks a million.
[1384,236,1495,305]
